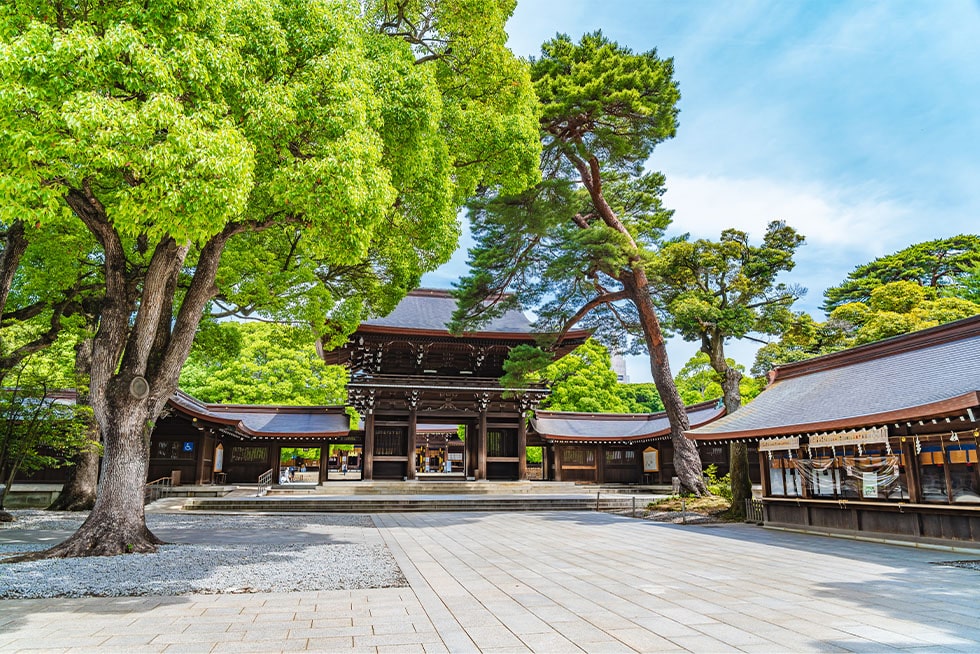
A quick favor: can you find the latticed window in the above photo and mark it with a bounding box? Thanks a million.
[487,429,517,457]
[231,446,268,463]
[375,427,406,456]
[561,447,595,466]
[605,449,636,465]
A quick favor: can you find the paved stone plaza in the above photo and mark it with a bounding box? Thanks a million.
[2,511,980,652]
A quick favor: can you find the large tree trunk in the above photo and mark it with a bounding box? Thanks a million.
[628,277,707,496]
[0,220,28,316]
[48,337,99,512]
[19,189,242,558]
[704,333,751,517]
[47,446,99,512]
[566,152,705,495]
[38,401,161,556]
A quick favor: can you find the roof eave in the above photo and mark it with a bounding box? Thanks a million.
[684,391,980,441]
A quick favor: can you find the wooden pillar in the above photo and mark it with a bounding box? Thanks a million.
[363,413,375,481]
[517,415,528,481]
[554,445,563,481]
[318,444,328,484]
[596,445,605,484]
[543,444,551,480]
[477,411,488,481]
[407,409,418,480]
[759,448,770,497]
[194,433,209,485]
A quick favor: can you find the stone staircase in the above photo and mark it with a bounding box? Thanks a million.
[157,480,668,514]
[181,493,641,513]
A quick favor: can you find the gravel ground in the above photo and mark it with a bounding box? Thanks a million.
[0,511,406,599]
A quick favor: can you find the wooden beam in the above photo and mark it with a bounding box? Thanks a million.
[517,414,527,481]
[477,411,487,481]
[407,408,417,480]
[363,413,375,481]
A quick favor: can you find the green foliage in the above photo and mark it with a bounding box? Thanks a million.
[615,383,664,413]
[703,464,732,502]
[279,447,320,465]
[525,446,542,464]
[952,261,980,304]
[539,340,630,413]
[0,357,94,494]
[451,31,680,354]
[674,353,762,405]
[654,222,806,346]
[757,281,980,375]
[180,322,347,405]
[822,235,980,312]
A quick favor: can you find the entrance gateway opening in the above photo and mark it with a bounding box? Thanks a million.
[321,289,590,483]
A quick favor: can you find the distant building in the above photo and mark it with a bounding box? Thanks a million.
[610,352,629,383]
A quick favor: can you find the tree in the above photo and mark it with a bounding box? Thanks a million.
[616,383,665,413]
[452,32,708,494]
[755,282,980,374]
[0,347,93,521]
[952,261,980,304]
[653,221,804,517]
[674,353,762,406]
[540,340,631,413]
[830,280,980,345]
[822,235,980,312]
[180,322,347,405]
[1,0,539,557]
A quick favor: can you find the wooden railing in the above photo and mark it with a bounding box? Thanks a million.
[745,498,764,524]
[144,476,172,505]
[256,468,274,496]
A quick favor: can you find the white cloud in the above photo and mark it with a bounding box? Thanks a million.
[664,174,916,251]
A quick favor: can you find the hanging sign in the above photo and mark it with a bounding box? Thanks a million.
[809,427,888,448]
[643,447,660,472]
[758,436,800,452]
[862,472,878,498]
[213,443,224,472]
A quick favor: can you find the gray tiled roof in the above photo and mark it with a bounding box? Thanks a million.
[532,401,724,442]
[169,392,349,437]
[688,316,980,439]
[362,289,533,334]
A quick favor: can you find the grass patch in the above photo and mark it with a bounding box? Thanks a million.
[649,494,732,516]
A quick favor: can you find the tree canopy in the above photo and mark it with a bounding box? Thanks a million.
[822,235,980,312]
[180,322,347,406]
[451,31,708,494]
[0,0,540,557]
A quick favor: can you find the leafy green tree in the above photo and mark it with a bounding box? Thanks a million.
[653,221,804,517]
[952,261,980,304]
[0,348,93,521]
[751,312,850,377]
[822,235,980,312]
[616,383,665,413]
[674,353,762,406]
[831,280,980,345]
[452,32,708,494]
[1,0,538,557]
[539,340,630,413]
[180,322,347,405]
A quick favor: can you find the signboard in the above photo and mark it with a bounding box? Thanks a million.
[182,441,195,453]
[809,426,888,449]
[213,443,224,473]
[643,447,660,473]
[758,436,800,452]
[862,472,878,498]
[448,453,463,461]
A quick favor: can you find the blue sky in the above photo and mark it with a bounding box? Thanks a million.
[422,0,980,382]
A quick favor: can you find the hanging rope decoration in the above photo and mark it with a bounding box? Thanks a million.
[915,436,921,455]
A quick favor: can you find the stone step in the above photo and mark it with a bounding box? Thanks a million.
[183,495,641,513]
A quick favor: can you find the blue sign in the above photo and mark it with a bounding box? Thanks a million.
[182,441,195,452]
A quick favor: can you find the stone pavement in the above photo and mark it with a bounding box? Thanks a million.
[2,511,980,652]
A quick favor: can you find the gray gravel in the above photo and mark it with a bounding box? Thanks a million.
[0,511,407,599]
